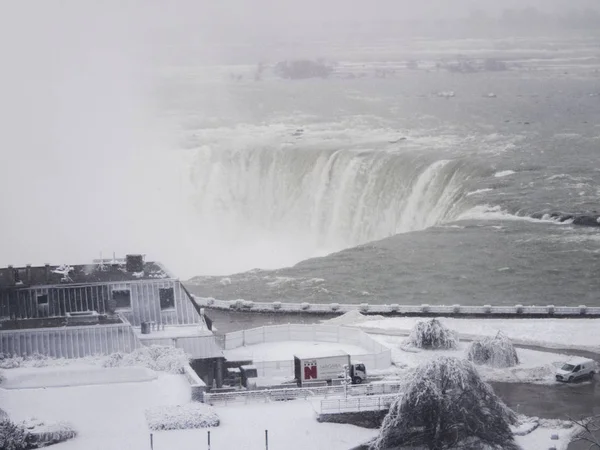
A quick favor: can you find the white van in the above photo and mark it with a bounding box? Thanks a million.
[555,357,596,383]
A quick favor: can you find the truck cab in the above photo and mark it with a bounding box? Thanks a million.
[349,362,367,384]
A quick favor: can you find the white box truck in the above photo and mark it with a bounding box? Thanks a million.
[293,350,367,386]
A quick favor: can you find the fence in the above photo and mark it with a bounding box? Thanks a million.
[0,322,141,358]
[320,394,398,414]
[221,324,392,377]
[203,382,404,405]
[196,296,600,317]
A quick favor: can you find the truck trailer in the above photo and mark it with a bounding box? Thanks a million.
[293,351,366,386]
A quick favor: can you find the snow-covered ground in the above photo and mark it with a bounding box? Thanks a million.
[0,374,191,449]
[224,340,368,362]
[0,372,378,450]
[0,371,580,450]
[370,334,573,384]
[1,364,158,389]
[330,314,600,353]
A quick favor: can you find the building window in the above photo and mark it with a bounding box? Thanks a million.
[159,288,175,310]
[37,294,49,305]
[112,290,132,310]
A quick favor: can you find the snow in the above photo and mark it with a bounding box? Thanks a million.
[224,341,369,362]
[345,316,600,352]
[152,401,378,450]
[495,170,516,177]
[135,325,213,339]
[516,418,580,450]
[0,375,377,450]
[0,364,582,450]
[145,403,219,430]
[0,374,191,449]
[369,334,571,384]
[1,365,157,389]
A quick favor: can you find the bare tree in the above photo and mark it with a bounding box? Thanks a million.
[370,357,519,450]
[569,415,600,449]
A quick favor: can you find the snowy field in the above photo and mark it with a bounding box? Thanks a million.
[223,340,368,362]
[328,313,600,352]
[0,371,378,450]
[0,370,580,450]
[370,334,575,384]
[1,364,158,389]
[0,374,191,449]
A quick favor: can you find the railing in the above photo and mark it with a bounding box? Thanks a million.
[0,322,141,358]
[195,296,600,317]
[320,394,398,414]
[203,382,404,406]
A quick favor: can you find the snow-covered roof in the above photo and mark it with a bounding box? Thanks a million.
[565,357,596,366]
[0,260,172,288]
[293,349,349,360]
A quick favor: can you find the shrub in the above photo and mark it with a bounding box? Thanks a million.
[0,421,29,450]
[406,319,458,350]
[467,332,520,368]
[102,346,190,374]
[21,418,77,447]
[0,356,23,370]
[371,357,518,450]
[145,403,219,431]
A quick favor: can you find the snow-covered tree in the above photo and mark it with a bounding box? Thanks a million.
[467,332,519,368]
[0,420,29,450]
[370,357,518,450]
[407,319,458,350]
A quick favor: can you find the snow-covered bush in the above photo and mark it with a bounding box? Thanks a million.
[0,355,23,369]
[0,353,53,370]
[102,345,190,374]
[467,332,519,368]
[0,417,76,450]
[0,409,9,422]
[21,418,77,447]
[0,420,30,450]
[371,356,518,450]
[406,318,458,350]
[0,370,5,385]
[145,403,219,431]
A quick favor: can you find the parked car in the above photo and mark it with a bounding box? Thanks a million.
[555,358,596,383]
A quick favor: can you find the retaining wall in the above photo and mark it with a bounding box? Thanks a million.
[196,296,600,318]
[222,324,392,377]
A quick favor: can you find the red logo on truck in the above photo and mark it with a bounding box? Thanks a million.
[304,363,318,380]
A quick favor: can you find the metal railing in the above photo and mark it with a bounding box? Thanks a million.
[203,382,404,406]
[320,394,398,414]
[195,296,600,317]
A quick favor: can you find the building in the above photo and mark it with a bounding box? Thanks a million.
[0,255,224,387]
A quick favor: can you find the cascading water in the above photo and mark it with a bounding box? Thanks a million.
[187,145,478,273]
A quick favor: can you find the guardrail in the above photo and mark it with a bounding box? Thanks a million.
[320,394,398,414]
[195,296,600,317]
[203,382,404,405]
